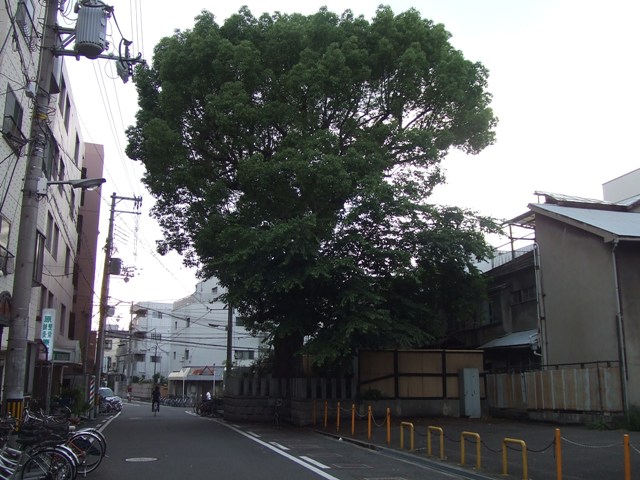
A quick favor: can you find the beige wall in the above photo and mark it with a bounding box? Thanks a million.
[536,215,620,366]
[615,243,640,406]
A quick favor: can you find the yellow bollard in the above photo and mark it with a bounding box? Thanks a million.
[502,437,528,480]
[336,401,341,432]
[351,404,356,436]
[624,434,630,480]
[427,426,445,460]
[323,400,328,429]
[367,406,372,440]
[386,408,391,446]
[555,428,562,480]
[312,400,316,426]
[400,422,415,451]
[460,431,481,470]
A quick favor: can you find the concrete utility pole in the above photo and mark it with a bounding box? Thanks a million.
[226,305,233,378]
[94,193,141,416]
[4,0,60,417]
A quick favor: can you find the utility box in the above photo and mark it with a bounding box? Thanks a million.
[459,368,481,418]
[75,2,110,58]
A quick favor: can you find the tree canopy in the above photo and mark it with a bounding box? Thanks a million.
[126,6,499,374]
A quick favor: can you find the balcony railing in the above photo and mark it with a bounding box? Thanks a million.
[0,245,15,276]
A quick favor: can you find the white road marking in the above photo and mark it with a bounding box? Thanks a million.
[300,456,330,469]
[222,423,341,480]
[270,442,289,450]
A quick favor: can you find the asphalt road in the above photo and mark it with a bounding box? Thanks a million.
[88,402,496,480]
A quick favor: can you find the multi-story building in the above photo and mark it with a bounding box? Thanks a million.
[125,302,175,383]
[112,278,266,398]
[170,277,265,373]
[0,1,103,406]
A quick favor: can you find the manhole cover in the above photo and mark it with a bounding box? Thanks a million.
[126,457,158,462]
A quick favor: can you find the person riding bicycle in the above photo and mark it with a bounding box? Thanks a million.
[151,385,161,413]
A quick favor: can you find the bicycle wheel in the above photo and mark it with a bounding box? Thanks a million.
[65,431,104,475]
[20,446,77,480]
[77,428,107,456]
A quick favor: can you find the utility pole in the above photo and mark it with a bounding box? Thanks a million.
[226,305,233,378]
[94,193,141,416]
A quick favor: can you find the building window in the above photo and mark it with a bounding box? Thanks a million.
[80,168,87,206]
[15,0,36,50]
[42,131,58,180]
[184,349,189,360]
[60,303,66,335]
[186,317,190,328]
[104,339,113,350]
[235,316,246,327]
[69,188,76,220]
[51,224,59,260]
[151,311,163,319]
[511,286,537,305]
[33,231,45,284]
[45,213,53,252]
[234,350,255,360]
[64,97,71,131]
[68,312,76,340]
[58,162,65,193]
[73,134,80,164]
[151,355,160,363]
[0,216,10,249]
[2,86,26,152]
[76,215,83,254]
[64,245,71,276]
[58,77,66,112]
[150,332,162,341]
[0,215,12,275]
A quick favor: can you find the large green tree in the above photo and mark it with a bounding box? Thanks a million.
[126,6,499,375]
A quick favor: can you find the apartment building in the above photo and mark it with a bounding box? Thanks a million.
[111,278,265,397]
[0,1,103,405]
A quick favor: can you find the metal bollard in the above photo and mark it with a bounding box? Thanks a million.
[502,437,528,480]
[461,431,481,470]
[400,422,415,451]
[427,426,445,460]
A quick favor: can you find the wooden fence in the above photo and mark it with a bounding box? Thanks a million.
[485,363,624,415]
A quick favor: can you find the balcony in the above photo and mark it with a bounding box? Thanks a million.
[0,245,15,276]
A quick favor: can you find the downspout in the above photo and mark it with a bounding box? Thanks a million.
[533,244,548,366]
[611,239,629,418]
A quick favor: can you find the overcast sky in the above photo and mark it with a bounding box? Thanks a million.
[64,0,640,326]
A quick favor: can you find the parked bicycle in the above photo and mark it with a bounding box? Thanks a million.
[0,416,79,479]
[11,408,106,476]
[193,398,223,418]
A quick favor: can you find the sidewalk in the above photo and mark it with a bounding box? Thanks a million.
[315,414,640,479]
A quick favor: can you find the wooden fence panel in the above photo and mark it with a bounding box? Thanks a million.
[487,366,623,414]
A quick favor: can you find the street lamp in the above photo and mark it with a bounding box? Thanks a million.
[37,177,106,194]
[4,173,106,417]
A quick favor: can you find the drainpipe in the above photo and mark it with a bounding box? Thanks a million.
[533,244,548,366]
[611,239,629,418]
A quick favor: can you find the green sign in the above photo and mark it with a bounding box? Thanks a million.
[41,308,56,361]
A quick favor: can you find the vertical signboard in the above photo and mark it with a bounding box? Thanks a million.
[41,308,56,361]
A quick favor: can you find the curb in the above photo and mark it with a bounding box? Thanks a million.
[314,429,498,480]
